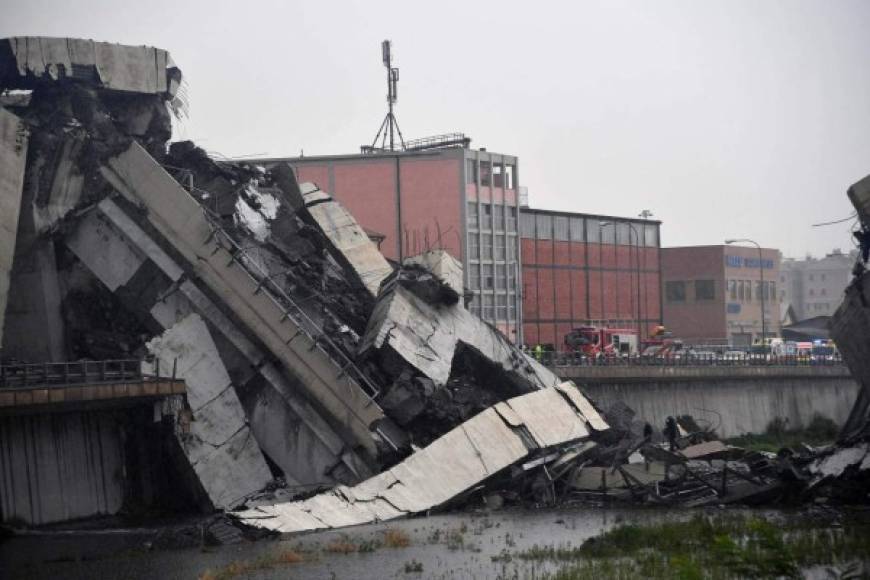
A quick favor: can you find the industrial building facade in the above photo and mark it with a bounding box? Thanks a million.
[262,145,663,346]
[661,245,781,345]
[519,209,662,348]
[265,146,523,341]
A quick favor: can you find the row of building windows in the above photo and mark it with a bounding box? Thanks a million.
[665,280,715,302]
[728,280,776,302]
[519,212,658,247]
[468,262,518,291]
[467,202,518,232]
[468,292,518,321]
[467,233,518,261]
[466,160,516,189]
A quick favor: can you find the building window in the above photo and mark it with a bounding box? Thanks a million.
[570,217,584,241]
[492,163,504,188]
[496,264,506,289]
[467,234,479,260]
[770,281,776,300]
[466,159,477,184]
[821,273,826,281]
[617,223,631,245]
[480,161,492,186]
[666,281,686,302]
[821,288,827,296]
[644,224,658,247]
[507,263,517,289]
[469,266,480,289]
[481,234,493,259]
[601,222,615,244]
[506,207,517,232]
[495,205,505,231]
[695,280,715,300]
[586,219,601,243]
[535,214,552,240]
[467,202,478,229]
[755,281,763,301]
[482,264,494,289]
[728,279,737,300]
[494,235,506,260]
[495,294,507,320]
[553,216,570,241]
[505,164,515,190]
[520,212,535,237]
[508,294,517,319]
[809,288,815,297]
[738,280,745,301]
[482,294,493,319]
[507,235,517,260]
[480,203,492,231]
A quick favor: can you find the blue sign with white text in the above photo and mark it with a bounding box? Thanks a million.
[725,255,773,269]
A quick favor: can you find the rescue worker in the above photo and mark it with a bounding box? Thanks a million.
[663,416,679,451]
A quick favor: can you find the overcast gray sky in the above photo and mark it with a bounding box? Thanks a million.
[4,0,869,258]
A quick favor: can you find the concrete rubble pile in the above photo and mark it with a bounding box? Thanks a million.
[0,36,609,527]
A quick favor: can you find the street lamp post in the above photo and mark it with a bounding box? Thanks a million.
[725,238,767,346]
[601,221,642,340]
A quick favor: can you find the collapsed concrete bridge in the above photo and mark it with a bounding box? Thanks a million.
[0,36,599,526]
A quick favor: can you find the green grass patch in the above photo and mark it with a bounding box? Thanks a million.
[725,414,839,453]
[509,512,870,579]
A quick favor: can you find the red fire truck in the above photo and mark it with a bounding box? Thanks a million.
[563,326,640,358]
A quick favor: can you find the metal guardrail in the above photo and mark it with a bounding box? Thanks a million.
[534,352,846,368]
[0,359,170,390]
[202,211,383,402]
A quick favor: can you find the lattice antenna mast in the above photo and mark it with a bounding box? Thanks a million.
[369,40,406,152]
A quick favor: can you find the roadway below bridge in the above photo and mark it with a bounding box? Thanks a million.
[553,363,859,438]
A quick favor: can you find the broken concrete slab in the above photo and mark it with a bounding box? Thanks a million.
[234,385,607,534]
[360,281,560,391]
[296,182,394,297]
[66,198,374,486]
[99,143,389,457]
[0,37,180,97]
[147,314,272,510]
[401,250,464,305]
[0,106,28,350]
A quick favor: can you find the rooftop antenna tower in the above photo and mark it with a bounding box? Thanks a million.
[366,40,405,153]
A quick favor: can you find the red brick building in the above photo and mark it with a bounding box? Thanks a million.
[520,208,662,348]
[259,146,523,341]
[661,245,781,345]
[256,145,664,347]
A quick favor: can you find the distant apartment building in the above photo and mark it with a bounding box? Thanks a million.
[519,208,662,348]
[257,144,524,341]
[779,249,855,321]
[661,245,781,345]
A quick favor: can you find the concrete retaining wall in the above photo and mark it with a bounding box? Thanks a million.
[558,366,860,438]
[0,410,125,525]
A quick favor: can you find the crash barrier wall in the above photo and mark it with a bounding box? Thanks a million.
[562,365,859,438]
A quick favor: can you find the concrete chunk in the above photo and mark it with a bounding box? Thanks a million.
[234,387,605,534]
[0,37,179,97]
[147,314,272,510]
[0,106,27,349]
[298,182,394,297]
